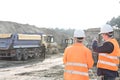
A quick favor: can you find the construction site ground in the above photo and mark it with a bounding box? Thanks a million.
[0,53,120,80]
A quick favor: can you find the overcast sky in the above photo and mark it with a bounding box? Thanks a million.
[0,0,120,30]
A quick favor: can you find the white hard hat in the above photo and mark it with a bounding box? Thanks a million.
[74,29,85,37]
[99,24,113,34]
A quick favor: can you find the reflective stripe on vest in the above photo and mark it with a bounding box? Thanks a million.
[98,60,119,67]
[65,70,88,76]
[99,53,119,60]
[66,62,87,67]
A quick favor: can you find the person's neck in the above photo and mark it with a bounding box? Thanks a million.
[75,42,82,44]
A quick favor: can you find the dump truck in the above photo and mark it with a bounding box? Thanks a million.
[0,33,58,60]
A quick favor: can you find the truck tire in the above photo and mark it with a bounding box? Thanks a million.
[15,49,22,61]
[22,49,28,60]
[33,48,41,58]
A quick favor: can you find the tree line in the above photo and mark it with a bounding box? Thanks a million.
[107,16,120,28]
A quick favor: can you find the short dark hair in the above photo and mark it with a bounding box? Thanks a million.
[77,37,84,42]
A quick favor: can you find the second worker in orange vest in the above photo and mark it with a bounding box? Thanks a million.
[92,24,120,80]
[63,29,94,80]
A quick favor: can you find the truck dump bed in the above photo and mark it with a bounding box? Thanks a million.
[0,33,42,49]
[0,34,13,50]
[13,34,42,48]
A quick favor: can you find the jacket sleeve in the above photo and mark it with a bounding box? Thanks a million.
[92,41,114,53]
[86,49,94,69]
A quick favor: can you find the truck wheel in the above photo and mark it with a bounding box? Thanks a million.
[15,49,22,61]
[33,53,38,58]
[22,51,28,60]
[34,48,42,58]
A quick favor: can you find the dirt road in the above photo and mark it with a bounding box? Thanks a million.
[0,54,120,80]
[0,54,64,80]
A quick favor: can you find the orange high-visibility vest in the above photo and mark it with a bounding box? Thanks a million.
[63,43,94,80]
[97,38,120,71]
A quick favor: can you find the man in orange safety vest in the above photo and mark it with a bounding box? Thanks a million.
[63,29,94,80]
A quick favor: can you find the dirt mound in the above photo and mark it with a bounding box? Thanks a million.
[0,21,70,45]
